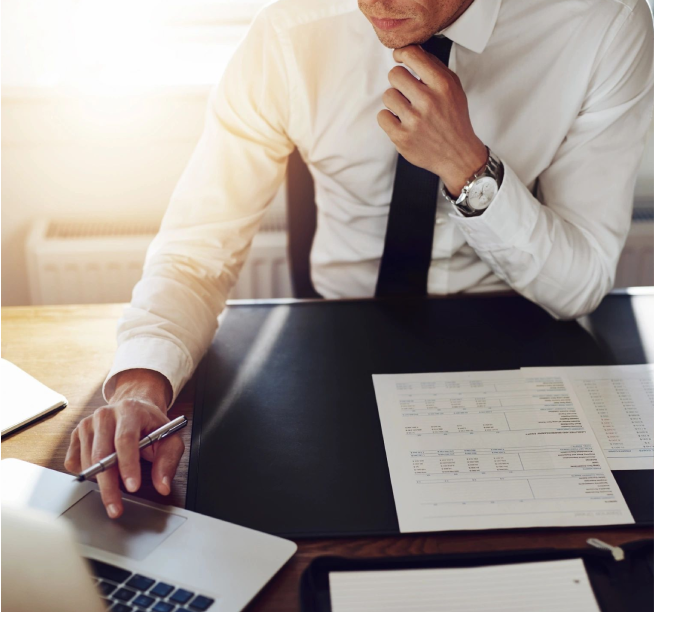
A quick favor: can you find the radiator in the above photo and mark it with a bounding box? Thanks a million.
[25,213,653,305]
[26,217,292,305]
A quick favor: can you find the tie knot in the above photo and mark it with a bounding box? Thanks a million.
[421,35,452,64]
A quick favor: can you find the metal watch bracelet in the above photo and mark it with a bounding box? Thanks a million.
[441,146,504,217]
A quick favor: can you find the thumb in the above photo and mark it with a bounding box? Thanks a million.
[151,434,185,495]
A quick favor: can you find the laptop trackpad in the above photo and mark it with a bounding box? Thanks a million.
[60,491,187,561]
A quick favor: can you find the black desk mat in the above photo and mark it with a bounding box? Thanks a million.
[187,295,653,537]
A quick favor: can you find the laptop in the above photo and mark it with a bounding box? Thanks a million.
[1,459,297,612]
[3,505,105,611]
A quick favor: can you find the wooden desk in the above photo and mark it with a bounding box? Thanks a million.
[1,298,654,611]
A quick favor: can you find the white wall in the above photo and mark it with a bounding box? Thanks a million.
[1,88,210,306]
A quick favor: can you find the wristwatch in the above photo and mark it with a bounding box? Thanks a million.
[441,147,504,217]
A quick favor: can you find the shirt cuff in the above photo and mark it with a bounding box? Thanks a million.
[102,337,193,409]
[446,160,540,250]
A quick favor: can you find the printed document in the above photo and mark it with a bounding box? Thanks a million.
[373,370,634,532]
[329,558,600,612]
[522,365,653,470]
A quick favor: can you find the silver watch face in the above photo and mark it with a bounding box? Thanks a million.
[467,176,498,211]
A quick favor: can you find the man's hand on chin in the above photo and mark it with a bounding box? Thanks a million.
[377,45,488,197]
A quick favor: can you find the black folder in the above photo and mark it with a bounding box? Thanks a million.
[300,539,654,612]
[186,295,653,538]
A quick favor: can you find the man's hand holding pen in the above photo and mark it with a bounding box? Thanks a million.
[64,368,184,519]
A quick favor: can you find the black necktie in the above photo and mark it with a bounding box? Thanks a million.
[375,35,453,297]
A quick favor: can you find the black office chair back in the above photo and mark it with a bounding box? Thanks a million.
[286,149,322,298]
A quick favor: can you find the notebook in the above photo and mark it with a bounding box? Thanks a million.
[1,359,68,436]
[328,559,600,612]
[300,539,654,611]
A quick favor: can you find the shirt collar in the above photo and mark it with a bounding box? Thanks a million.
[438,0,502,54]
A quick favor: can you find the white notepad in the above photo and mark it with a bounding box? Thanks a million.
[329,558,600,612]
[0,359,68,436]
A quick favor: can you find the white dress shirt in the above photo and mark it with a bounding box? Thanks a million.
[103,0,654,406]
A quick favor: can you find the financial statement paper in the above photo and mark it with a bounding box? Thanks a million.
[521,365,653,470]
[372,369,634,532]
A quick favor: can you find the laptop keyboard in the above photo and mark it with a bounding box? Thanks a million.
[87,558,215,612]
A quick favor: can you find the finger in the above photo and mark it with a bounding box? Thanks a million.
[92,409,123,519]
[141,445,155,462]
[64,425,83,473]
[377,109,402,137]
[382,88,412,121]
[387,65,426,103]
[79,416,95,471]
[393,45,446,88]
[115,412,142,494]
[151,435,185,496]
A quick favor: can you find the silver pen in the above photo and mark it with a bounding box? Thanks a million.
[74,415,188,482]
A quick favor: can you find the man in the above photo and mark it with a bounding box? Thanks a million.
[65,0,654,518]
